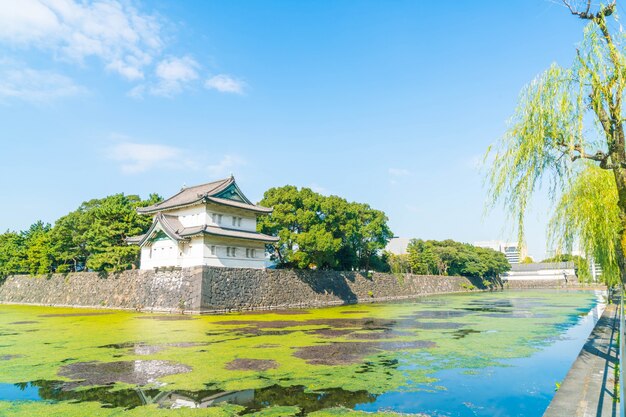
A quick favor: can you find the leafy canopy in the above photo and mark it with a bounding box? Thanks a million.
[258,186,393,270]
[486,4,625,284]
[404,239,510,280]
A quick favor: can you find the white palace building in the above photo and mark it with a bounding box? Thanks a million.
[127,176,278,270]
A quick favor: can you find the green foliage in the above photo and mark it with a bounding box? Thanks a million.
[258,186,393,270]
[0,231,25,278]
[521,257,534,264]
[22,221,54,275]
[406,239,510,279]
[0,194,162,276]
[486,6,626,284]
[386,253,411,274]
[548,165,620,284]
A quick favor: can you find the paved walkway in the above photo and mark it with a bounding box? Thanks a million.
[544,303,619,417]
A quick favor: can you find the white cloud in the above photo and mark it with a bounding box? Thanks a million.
[0,1,249,99]
[207,155,245,177]
[106,139,245,176]
[466,153,489,171]
[150,56,199,96]
[0,62,85,102]
[388,168,411,177]
[205,74,245,94]
[107,142,185,174]
[309,183,329,195]
[0,0,162,80]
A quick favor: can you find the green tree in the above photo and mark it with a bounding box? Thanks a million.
[82,194,159,272]
[0,231,26,277]
[406,239,510,279]
[486,1,626,284]
[258,186,392,270]
[21,221,54,275]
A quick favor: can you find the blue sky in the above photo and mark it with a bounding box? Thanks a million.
[0,0,597,260]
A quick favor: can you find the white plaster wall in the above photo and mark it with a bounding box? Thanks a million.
[202,236,266,269]
[141,237,180,269]
[180,236,205,268]
[205,205,257,231]
[165,206,207,228]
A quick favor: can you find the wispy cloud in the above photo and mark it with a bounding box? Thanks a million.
[205,74,245,94]
[208,155,246,177]
[465,152,490,171]
[0,1,248,99]
[0,61,86,102]
[388,168,411,177]
[388,168,411,185]
[106,142,185,174]
[309,183,329,195]
[149,56,200,96]
[0,0,162,81]
[106,138,245,176]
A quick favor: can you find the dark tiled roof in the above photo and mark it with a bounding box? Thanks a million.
[206,196,272,213]
[136,176,272,214]
[191,225,279,242]
[126,235,145,244]
[127,213,278,246]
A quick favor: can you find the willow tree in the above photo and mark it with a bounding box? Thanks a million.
[487,1,626,284]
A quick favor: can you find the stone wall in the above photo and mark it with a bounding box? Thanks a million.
[201,268,484,311]
[0,267,487,313]
[0,268,203,313]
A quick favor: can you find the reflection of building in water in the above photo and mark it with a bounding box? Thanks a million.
[161,390,255,409]
[474,241,527,264]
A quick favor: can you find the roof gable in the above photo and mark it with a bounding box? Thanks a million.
[136,176,272,214]
[213,181,252,204]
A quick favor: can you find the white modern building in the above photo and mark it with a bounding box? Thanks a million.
[474,241,527,264]
[385,237,411,255]
[503,262,576,281]
[127,176,278,270]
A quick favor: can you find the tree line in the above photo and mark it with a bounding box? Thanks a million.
[0,186,395,276]
[0,185,511,279]
[0,194,161,276]
[386,239,511,282]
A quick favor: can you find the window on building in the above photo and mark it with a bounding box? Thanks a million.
[232,216,237,226]
[238,217,242,227]
[251,249,256,258]
[245,248,250,258]
[210,245,216,255]
[231,247,236,257]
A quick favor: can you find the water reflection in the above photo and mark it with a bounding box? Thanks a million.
[6,381,378,413]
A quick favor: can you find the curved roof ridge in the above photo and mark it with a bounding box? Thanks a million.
[137,177,235,214]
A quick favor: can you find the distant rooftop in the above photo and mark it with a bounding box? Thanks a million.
[385,237,411,255]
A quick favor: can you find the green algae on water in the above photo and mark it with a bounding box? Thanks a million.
[0,290,600,416]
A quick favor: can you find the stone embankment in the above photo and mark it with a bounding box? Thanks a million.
[543,303,618,417]
[0,267,488,313]
[0,267,599,313]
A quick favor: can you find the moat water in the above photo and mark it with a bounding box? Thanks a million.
[0,290,604,417]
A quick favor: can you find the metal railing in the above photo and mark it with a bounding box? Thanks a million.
[618,285,626,417]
